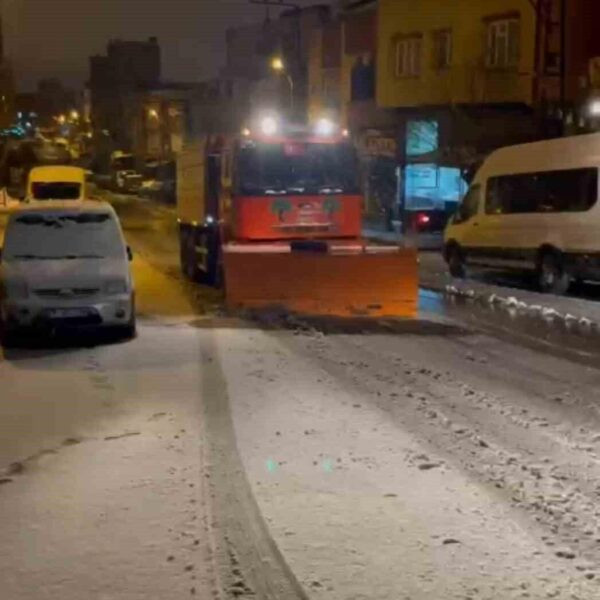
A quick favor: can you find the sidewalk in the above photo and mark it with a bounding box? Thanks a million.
[0,199,21,213]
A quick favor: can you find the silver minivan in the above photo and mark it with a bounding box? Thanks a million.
[0,201,135,342]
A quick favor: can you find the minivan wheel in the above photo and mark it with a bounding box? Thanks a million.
[447,245,466,278]
[121,315,137,339]
[1,327,19,348]
[538,251,570,295]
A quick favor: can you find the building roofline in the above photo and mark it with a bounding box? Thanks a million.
[343,0,377,12]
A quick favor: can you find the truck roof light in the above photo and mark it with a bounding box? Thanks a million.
[260,116,279,136]
[315,118,335,137]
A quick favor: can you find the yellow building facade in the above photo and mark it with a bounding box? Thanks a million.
[377,0,537,109]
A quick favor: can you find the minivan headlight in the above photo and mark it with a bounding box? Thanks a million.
[105,280,128,295]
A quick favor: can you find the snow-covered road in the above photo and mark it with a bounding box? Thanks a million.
[216,319,600,599]
[2,195,600,599]
[0,259,221,599]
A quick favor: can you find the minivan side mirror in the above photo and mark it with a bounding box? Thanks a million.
[127,246,133,262]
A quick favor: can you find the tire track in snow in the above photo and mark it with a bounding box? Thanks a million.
[200,331,310,600]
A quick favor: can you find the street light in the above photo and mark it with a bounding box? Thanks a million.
[270,56,294,112]
[271,57,284,72]
[70,109,80,121]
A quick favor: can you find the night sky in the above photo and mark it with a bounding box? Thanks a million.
[3,0,327,91]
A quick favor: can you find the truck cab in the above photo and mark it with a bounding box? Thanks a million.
[176,117,361,284]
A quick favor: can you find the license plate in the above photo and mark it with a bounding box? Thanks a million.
[48,308,90,318]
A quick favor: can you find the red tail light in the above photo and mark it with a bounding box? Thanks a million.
[417,213,430,226]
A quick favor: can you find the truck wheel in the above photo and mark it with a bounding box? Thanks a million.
[447,244,466,278]
[180,229,201,281]
[1,326,20,348]
[198,229,221,287]
[537,250,570,294]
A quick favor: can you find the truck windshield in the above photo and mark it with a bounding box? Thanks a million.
[237,141,360,195]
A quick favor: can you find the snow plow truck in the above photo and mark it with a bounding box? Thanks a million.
[176,114,418,318]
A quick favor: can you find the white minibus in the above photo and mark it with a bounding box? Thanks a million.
[444,133,600,293]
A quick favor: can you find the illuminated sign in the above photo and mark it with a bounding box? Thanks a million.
[364,136,397,157]
[406,120,439,157]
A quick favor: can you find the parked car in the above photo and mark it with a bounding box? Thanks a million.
[139,178,175,203]
[113,169,143,194]
[109,151,142,194]
[140,159,176,203]
[0,201,135,343]
[444,133,600,294]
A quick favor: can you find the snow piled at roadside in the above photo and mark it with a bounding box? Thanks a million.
[445,284,599,333]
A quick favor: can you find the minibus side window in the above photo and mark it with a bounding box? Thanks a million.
[486,168,598,214]
[455,184,481,223]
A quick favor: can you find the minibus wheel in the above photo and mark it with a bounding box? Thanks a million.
[447,245,466,278]
[537,250,570,295]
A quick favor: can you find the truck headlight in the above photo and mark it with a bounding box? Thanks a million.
[260,116,279,136]
[105,280,128,295]
[314,118,335,137]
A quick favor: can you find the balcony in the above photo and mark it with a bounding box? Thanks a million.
[379,62,533,109]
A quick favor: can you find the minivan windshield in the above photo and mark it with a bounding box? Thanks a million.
[3,212,124,260]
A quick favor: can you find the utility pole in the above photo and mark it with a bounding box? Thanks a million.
[270,57,294,112]
[249,0,302,117]
[530,0,566,134]
[559,0,566,124]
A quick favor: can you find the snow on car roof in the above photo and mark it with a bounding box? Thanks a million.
[28,165,85,181]
[14,200,115,214]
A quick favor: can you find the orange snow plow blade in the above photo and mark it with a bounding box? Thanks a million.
[223,244,418,318]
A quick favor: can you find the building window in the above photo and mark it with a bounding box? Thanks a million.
[395,36,422,77]
[486,18,520,69]
[432,30,452,70]
[351,56,375,101]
